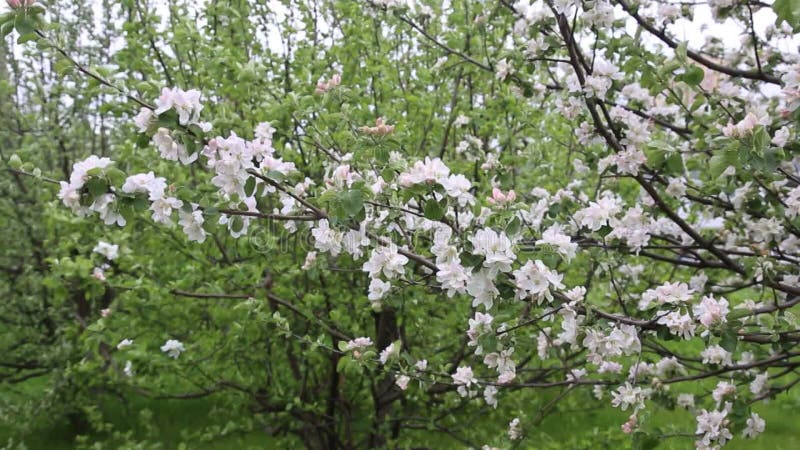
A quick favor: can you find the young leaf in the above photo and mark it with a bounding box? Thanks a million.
[423,198,446,220]
[340,189,364,217]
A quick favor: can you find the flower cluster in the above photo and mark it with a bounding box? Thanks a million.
[57,156,124,225]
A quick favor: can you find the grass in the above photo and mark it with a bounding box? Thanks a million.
[2,377,800,449]
[0,377,294,450]
[533,386,800,450]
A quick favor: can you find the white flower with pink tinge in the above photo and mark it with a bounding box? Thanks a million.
[693,295,730,327]
[452,366,478,397]
[398,157,451,186]
[395,375,410,391]
[345,337,373,351]
[513,260,564,303]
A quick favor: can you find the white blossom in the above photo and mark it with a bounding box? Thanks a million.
[160,339,185,359]
[513,260,564,303]
[508,417,522,440]
[395,375,411,391]
[470,228,516,275]
[363,244,409,279]
[345,337,373,352]
[452,366,478,397]
[695,408,733,449]
[677,393,695,409]
[611,382,647,411]
[743,413,765,438]
[379,342,400,365]
[312,220,343,256]
[178,206,207,243]
[535,224,577,260]
[93,241,119,260]
[701,345,733,366]
[693,295,730,328]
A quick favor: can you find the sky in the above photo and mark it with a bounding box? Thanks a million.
[2,1,797,85]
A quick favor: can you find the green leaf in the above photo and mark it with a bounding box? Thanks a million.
[157,109,178,127]
[751,127,770,156]
[244,176,257,197]
[182,135,197,155]
[477,333,498,353]
[265,170,285,183]
[85,178,108,197]
[680,66,704,86]
[775,0,800,31]
[659,59,681,76]
[188,123,206,140]
[375,147,390,164]
[460,252,484,268]
[135,133,151,148]
[727,309,751,321]
[340,189,364,217]
[28,4,46,16]
[709,144,739,178]
[0,21,13,38]
[17,32,37,44]
[664,152,683,173]
[646,144,667,167]
[14,18,34,36]
[336,356,349,373]
[675,42,688,62]
[656,326,674,341]
[719,328,739,353]
[423,197,446,221]
[380,167,395,182]
[114,194,133,210]
[728,399,751,433]
[505,216,522,236]
[230,216,244,233]
[106,168,126,187]
[133,195,149,212]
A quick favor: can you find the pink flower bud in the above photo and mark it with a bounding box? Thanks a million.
[488,188,516,205]
[621,414,637,434]
[92,267,106,281]
[101,308,111,318]
[358,117,395,136]
[315,74,342,94]
[6,0,22,8]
